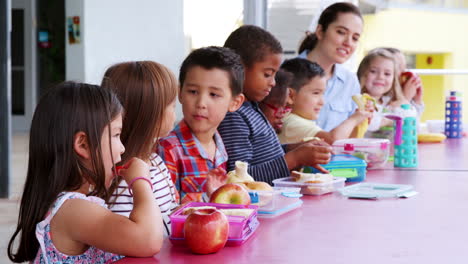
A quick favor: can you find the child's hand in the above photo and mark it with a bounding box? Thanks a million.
[414,80,424,105]
[353,108,373,124]
[118,157,150,185]
[364,100,376,113]
[287,140,332,170]
[205,167,227,197]
[402,75,421,103]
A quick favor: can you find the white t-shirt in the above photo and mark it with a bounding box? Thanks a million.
[278,113,322,144]
[108,153,179,237]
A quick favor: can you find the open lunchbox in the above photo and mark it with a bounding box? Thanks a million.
[169,202,259,246]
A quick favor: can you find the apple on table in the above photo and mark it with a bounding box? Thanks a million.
[184,208,229,254]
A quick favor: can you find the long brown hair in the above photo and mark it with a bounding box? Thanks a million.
[101,61,178,162]
[357,50,405,103]
[298,2,362,54]
[8,82,122,262]
[101,61,178,199]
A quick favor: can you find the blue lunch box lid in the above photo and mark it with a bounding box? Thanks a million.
[322,154,367,169]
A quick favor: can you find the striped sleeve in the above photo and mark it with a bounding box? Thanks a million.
[108,154,179,237]
[218,110,290,185]
[248,155,289,184]
[218,111,253,172]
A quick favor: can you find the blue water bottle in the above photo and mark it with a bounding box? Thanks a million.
[394,104,418,168]
[445,91,463,138]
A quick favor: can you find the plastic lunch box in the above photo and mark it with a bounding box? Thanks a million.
[332,138,390,169]
[303,154,368,182]
[272,177,346,195]
[248,187,303,217]
[169,202,259,246]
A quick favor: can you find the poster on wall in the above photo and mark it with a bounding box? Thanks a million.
[67,16,81,44]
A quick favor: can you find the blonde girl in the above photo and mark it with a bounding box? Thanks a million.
[357,49,409,132]
[374,47,424,117]
[8,82,162,263]
[101,61,179,236]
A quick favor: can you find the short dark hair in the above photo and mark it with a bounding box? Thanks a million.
[179,46,244,96]
[224,25,283,68]
[280,58,325,91]
[262,69,292,106]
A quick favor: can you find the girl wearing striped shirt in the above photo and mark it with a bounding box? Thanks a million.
[101,61,179,236]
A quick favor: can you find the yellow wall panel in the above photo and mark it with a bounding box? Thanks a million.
[359,9,468,123]
[415,53,452,121]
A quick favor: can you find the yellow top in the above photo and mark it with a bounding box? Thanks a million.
[278,113,322,144]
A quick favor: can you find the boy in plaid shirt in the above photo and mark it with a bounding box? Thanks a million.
[158,46,245,203]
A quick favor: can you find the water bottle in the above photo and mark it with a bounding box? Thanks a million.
[393,104,418,168]
[445,91,463,138]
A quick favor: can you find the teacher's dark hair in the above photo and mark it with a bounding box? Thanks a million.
[298,2,362,54]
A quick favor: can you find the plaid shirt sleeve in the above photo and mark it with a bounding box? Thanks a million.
[157,140,178,185]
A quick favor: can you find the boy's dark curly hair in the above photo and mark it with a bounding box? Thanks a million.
[224,25,283,68]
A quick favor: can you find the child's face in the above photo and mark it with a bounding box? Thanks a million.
[180,66,242,137]
[244,53,282,102]
[101,113,125,188]
[317,12,362,64]
[291,76,326,120]
[260,97,291,134]
[364,56,395,99]
[160,99,177,138]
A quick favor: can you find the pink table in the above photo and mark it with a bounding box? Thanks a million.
[116,140,468,263]
[397,138,468,171]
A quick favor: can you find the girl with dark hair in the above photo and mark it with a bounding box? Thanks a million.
[298,2,364,131]
[8,82,163,263]
[101,61,179,236]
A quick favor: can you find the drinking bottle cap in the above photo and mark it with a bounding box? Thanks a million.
[401,104,411,110]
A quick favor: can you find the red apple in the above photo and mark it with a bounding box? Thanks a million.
[400,71,415,86]
[209,183,251,205]
[184,208,229,254]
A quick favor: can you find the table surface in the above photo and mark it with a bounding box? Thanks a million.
[116,138,468,264]
[398,138,468,170]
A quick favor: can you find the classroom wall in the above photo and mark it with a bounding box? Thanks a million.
[415,53,453,121]
[358,8,468,123]
[65,0,185,119]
